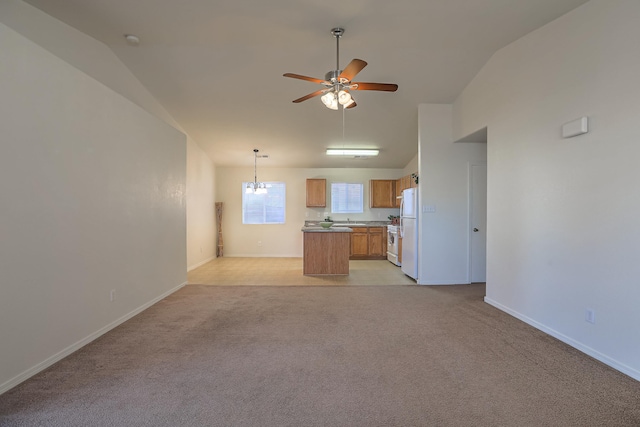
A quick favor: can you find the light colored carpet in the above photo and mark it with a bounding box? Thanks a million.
[1,284,639,426]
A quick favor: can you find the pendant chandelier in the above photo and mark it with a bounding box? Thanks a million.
[246,149,268,194]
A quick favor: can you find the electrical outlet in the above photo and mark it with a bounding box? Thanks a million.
[258,240,262,247]
[110,289,116,302]
[585,308,595,324]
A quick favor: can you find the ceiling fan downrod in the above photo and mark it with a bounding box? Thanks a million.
[331,28,344,72]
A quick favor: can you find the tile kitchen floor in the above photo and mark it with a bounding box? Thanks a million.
[188,257,417,286]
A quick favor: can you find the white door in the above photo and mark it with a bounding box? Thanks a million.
[470,164,487,283]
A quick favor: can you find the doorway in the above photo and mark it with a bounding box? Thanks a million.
[469,164,487,283]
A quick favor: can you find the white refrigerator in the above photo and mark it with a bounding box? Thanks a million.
[400,188,418,280]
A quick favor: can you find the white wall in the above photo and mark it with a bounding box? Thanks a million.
[187,137,216,270]
[0,0,181,130]
[1,1,217,275]
[418,105,487,285]
[216,167,403,257]
[452,0,640,380]
[0,17,187,392]
[402,154,419,177]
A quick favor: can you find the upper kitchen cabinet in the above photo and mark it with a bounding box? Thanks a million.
[394,173,418,207]
[395,179,403,208]
[402,175,412,191]
[370,179,395,208]
[306,179,326,207]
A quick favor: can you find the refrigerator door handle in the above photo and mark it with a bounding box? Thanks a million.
[399,196,404,237]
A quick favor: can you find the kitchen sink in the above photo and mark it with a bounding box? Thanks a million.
[333,223,367,227]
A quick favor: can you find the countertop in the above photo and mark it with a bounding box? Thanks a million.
[304,221,391,228]
[301,226,353,232]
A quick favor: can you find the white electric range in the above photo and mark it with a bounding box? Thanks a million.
[387,225,401,266]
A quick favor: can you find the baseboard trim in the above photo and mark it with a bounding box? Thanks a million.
[484,297,640,382]
[0,281,188,395]
[188,256,215,271]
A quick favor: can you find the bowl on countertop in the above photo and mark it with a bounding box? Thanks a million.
[319,222,333,229]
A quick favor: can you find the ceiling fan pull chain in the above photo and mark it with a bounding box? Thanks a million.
[341,100,347,152]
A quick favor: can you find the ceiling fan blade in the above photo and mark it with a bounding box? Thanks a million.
[292,89,327,103]
[338,59,367,82]
[352,82,398,92]
[283,73,327,85]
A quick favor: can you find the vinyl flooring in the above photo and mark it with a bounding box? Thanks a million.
[187,257,417,286]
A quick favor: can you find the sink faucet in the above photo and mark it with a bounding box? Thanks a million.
[347,218,350,223]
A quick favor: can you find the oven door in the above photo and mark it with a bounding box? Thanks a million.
[387,227,401,266]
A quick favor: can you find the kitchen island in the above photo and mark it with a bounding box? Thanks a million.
[301,226,352,275]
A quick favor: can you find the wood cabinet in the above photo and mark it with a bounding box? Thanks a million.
[368,227,386,257]
[350,227,369,258]
[350,226,387,260]
[403,175,413,190]
[306,179,326,207]
[394,173,417,207]
[395,179,403,208]
[370,180,396,208]
[303,231,350,275]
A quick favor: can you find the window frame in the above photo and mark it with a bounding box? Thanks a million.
[330,182,364,214]
[242,182,286,224]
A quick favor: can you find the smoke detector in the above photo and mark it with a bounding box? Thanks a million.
[124,34,140,46]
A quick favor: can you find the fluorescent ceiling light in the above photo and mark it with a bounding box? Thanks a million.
[326,149,379,156]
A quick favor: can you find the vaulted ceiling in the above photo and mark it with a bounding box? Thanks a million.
[24,0,590,168]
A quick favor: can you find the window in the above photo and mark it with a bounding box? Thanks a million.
[242,182,286,224]
[331,183,363,214]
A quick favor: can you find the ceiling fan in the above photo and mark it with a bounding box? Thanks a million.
[283,28,398,110]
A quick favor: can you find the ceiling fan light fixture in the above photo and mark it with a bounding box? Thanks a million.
[337,90,352,105]
[321,92,339,110]
[326,149,379,157]
[342,97,355,108]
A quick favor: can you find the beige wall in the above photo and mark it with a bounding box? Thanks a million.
[187,138,216,270]
[216,167,404,257]
[1,1,217,275]
[452,0,640,380]
[402,154,419,177]
[0,6,191,393]
[417,104,487,285]
[0,0,181,129]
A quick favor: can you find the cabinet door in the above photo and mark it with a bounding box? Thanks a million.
[368,227,385,257]
[370,180,395,208]
[401,175,411,192]
[350,228,369,258]
[306,179,326,207]
[395,179,402,208]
